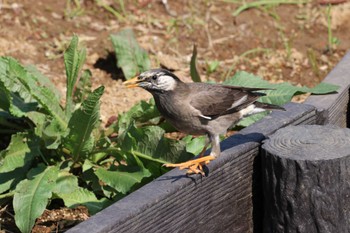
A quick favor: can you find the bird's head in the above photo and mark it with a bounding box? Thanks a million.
[123,69,181,92]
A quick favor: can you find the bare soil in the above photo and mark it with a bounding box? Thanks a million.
[0,0,349,232]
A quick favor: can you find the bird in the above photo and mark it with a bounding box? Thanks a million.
[123,68,285,175]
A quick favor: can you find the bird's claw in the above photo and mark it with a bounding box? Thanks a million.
[164,155,215,176]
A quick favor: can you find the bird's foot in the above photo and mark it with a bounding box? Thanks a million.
[164,155,215,176]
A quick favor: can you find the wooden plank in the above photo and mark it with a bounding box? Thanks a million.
[262,125,350,233]
[305,51,350,127]
[67,103,315,233]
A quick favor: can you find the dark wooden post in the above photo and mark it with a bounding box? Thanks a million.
[261,125,350,233]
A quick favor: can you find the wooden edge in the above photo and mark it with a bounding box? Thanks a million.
[304,50,350,126]
[67,102,316,233]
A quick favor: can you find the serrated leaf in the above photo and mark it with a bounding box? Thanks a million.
[42,117,67,149]
[0,132,40,194]
[13,165,59,233]
[0,57,38,117]
[190,44,201,82]
[110,29,151,79]
[25,64,61,100]
[58,187,105,215]
[63,86,104,161]
[0,57,67,129]
[74,69,92,103]
[95,166,151,194]
[64,35,87,115]
[120,124,193,164]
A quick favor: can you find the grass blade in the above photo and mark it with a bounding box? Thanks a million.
[190,44,202,82]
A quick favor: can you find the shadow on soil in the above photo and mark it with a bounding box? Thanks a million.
[94,51,124,80]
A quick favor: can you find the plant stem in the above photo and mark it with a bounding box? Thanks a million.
[230,0,311,17]
[327,4,333,53]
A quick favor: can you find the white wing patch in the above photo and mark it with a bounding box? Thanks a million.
[230,95,248,109]
[239,104,265,117]
[199,114,212,120]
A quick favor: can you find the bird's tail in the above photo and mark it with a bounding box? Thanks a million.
[254,102,286,111]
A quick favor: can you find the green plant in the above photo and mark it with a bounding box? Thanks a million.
[307,48,320,77]
[326,4,340,53]
[0,35,192,233]
[65,0,84,18]
[95,0,126,22]
[110,28,151,80]
[225,0,311,17]
[0,30,339,233]
[190,44,202,82]
[205,60,220,76]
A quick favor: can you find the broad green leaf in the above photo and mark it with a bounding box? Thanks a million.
[52,170,79,195]
[223,71,274,88]
[0,132,39,194]
[95,166,151,194]
[42,117,67,149]
[0,57,67,129]
[308,82,339,94]
[224,71,339,126]
[190,44,201,82]
[64,35,87,115]
[110,29,151,79]
[58,187,105,215]
[82,161,115,198]
[13,165,59,233]
[0,57,38,117]
[224,71,339,104]
[120,124,193,164]
[182,135,207,155]
[63,86,104,161]
[25,64,61,100]
[116,99,161,136]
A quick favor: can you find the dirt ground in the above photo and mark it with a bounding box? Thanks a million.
[0,0,349,232]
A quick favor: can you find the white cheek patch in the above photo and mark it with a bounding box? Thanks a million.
[157,75,177,91]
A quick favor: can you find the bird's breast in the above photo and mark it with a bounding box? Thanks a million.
[153,94,207,135]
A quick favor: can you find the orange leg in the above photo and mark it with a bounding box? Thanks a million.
[164,155,215,176]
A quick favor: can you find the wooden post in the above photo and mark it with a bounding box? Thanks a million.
[261,125,350,233]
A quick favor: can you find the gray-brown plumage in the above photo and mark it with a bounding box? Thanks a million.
[123,68,284,175]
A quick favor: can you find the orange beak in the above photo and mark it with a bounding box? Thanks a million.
[123,76,141,88]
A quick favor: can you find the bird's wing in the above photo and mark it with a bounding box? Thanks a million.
[188,83,263,119]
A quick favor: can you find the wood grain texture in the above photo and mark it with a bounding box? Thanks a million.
[67,103,315,233]
[66,51,350,233]
[262,125,350,233]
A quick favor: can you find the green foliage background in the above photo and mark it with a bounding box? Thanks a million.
[0,31,338,232]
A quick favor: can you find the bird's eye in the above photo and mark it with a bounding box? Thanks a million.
[152,76,157,81]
